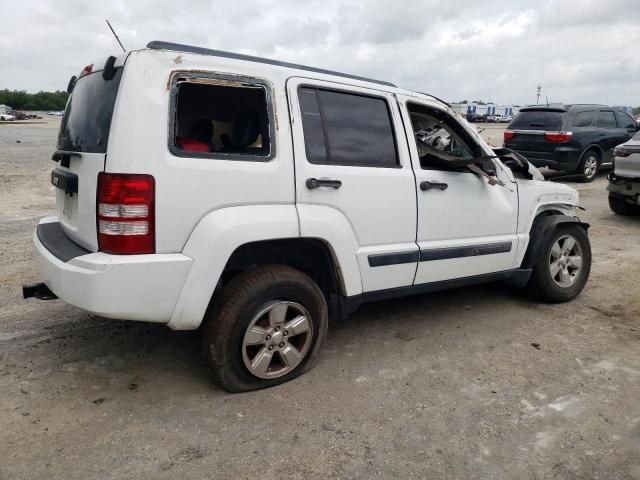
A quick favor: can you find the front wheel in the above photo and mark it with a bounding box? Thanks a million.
[525,224,591,302]
[201,265,328,392]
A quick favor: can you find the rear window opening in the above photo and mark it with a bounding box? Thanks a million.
[172,78,272,159]
[509,110,565,130]
[57,68,123,153]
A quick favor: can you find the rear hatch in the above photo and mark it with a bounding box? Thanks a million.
[53,56,125,251]
[504,107,566,154]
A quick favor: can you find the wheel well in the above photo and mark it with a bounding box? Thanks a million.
[522,213,589,269]
[221,238,344,299]
[582,145,602,161]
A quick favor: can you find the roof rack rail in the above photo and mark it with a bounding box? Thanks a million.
[564,103,609,108]
[146,41,396,88]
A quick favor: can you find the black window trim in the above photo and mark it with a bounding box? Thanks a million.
[168,71,276,162]
[571,110,596,128]
[297,84,402,169]
[405,100,485,174]
[596,109,618,129]
[615,110,636,129]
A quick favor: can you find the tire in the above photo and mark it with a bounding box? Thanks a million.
[609,193,638,215]
[201,265,328,393]
[525,224,591,302]
[576,150,600,182]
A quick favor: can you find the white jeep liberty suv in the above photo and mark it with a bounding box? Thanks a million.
[24,41,591,392]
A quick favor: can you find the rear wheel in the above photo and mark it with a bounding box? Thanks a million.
[201,265,328,392]
[526,224,591,302]
[577,150,599,182]
[609,193,638,215]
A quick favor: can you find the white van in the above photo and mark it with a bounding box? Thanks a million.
[25,41,591,392]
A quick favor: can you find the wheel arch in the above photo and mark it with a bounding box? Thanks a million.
[580,144,603,161]
[168,204,362,330]
[521,213,590,270]
[222,237,346,301]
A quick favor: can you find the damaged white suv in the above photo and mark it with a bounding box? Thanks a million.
[24,41,591,392]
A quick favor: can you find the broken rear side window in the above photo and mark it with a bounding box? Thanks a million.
[171,76,272,160]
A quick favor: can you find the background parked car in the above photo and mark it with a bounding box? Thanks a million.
[498,115,513,123]
[504,104,639,181]
[0,113,16,121]
[607,130,640,214]
[466,113,486,122]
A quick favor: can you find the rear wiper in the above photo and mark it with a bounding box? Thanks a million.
[52,150,82,168]
[529,123,546,127]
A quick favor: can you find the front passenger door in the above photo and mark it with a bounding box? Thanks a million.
[397,95,519,285]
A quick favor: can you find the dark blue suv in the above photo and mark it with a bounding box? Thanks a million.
[503,104,638,181]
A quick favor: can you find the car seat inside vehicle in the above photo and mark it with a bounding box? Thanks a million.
[174,80,270,156]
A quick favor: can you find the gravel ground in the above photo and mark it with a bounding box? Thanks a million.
[1,118,639,480]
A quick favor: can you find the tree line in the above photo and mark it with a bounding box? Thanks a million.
[0,90,68,111]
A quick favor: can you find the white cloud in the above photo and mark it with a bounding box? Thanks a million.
[1,0,638,106]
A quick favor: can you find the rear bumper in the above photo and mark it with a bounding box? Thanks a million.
[32,217,193,323]
[607,173,640,204]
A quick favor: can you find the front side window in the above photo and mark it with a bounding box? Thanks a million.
[597,111,617,129]
[171,74,273,160]
[298,87,398,167]
[572,111,595,128]
[408,103,479,170]
[615,111,636,129]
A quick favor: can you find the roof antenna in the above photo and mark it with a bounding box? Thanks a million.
[546,96,549,106]
[105,19,126,53]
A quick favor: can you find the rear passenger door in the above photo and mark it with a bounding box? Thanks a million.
[615,111,638,144]
[287,78,418,293]
[596,110,623,163]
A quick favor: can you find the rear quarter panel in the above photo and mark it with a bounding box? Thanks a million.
[106,50,296,253]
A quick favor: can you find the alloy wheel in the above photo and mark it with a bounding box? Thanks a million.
[549,234,583,288]
[583,155,598,179]
[241,301,313,379]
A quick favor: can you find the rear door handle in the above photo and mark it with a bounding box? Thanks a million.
[306,178,342,190]
[420,181,448,191]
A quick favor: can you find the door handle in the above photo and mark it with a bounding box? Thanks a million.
[306,178,342,190]
[420,181,448,191]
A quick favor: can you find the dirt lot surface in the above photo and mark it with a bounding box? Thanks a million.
[1,118,639,480]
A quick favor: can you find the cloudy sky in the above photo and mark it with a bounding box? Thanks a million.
[1,0,639,106]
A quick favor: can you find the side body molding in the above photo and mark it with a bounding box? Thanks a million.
[168,205,300,330]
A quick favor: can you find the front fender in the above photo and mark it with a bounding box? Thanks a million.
[168,205,299,330]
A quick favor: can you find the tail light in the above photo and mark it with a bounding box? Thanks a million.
[614,148,631,158]
[504,130,516,141]
[544,131,573,143]
[97,173,155,254]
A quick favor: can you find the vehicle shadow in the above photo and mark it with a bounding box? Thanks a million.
[13,281,533,395]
